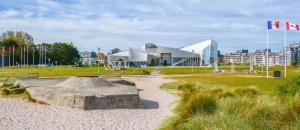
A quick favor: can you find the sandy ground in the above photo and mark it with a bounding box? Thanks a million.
[0,76,176,130]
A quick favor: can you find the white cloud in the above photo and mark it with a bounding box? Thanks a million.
[0,0,299,53]
[0,9,20,17]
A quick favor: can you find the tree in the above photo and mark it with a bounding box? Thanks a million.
[0,31,36,66]
[1,38,18,47]
[1,31,34,45]
[40,42,80,65]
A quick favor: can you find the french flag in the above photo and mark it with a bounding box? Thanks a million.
[286,21,299,31]
[268,21,280,29]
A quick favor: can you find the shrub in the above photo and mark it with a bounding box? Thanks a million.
[218,91,234,98]
[277,76,300,97]
[184,92,217,115]
[178,83,196,92]
[291,93,300,115]
[234,88,258,96]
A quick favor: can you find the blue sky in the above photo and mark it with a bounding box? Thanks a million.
[0,0,299,53]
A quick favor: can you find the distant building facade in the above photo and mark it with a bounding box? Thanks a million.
[96,52,106,63]
[279,42,300,65]
[79,51,97,65]
[223,49,249,64]
[235,49,249,64]
[217,51,224,65]
[107,39,218,67]
[224,53,235,64]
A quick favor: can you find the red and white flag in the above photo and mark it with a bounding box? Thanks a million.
[286,22,299,31]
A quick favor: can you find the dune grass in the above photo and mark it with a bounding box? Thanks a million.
[0,66,154,77]
[160,76,300,130]
[160,71,300,130]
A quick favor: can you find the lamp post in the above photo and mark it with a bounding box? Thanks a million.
[97,47,100,76]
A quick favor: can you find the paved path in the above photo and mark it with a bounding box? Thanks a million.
[0,76,176,130]
[151,66,162,76]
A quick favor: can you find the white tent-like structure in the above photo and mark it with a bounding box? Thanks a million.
[179,39,218,65]
[108,39,218,67]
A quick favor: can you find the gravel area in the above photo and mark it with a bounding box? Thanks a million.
[0,76,176,130]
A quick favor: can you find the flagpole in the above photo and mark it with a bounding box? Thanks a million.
[39,45,41,65]
[20,46,22,67]
[23,47,25,66]
[8,46,11,67]
[44,46,47,65]
[284,21,287,78]
[41,46,43,65]
[2,46,4,68]
[27,44,29,68]
[12,46,14,67]
[32,47,35,66]
[267,27,269,78]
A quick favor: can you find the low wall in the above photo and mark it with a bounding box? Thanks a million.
[51,94,143,110]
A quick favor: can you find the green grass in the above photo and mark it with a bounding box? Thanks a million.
[160,65,300,74]
[168,69,300,93]
[0,66,154,77]
[1,84,37,102]
[160,76,300,130]
[160,71,300,130]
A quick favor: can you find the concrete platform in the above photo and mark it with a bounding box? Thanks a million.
[17,77,143,110]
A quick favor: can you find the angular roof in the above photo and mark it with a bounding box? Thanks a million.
[111,50,129,57]
[179,39,217,55]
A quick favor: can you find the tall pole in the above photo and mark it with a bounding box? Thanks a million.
[98,47,100,76]
[12,46,14,66]
[8,46,10,67]
[23,47,25,66]
[41,46,43,65]
[39,45,41,65]
[21,46,22,67]
[2,46,4,68]
[45,46,47,66]
[32,47,35,66]
[26,44,29,68]
[266,28,269,78]
[284,22,287,78]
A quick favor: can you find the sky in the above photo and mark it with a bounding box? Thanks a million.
[0,0,300,53]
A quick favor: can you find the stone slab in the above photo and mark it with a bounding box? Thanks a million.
[18,77,143,109]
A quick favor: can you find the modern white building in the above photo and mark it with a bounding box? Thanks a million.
[107,39,218,67]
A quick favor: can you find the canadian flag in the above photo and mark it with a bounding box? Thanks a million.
[286,22,299,31]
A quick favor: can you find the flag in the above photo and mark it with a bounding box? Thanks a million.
[286,21,299,31]
[268,21,280,29]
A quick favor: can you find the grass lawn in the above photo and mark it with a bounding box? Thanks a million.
[0,66,154,77]
[160,65,300,74]
[171,72,300,92]
[160,71,300,130]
